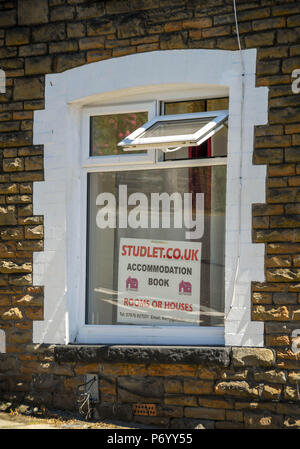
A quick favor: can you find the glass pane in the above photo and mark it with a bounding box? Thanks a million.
[164,126,228,161]
[207,97,229,111]
[90,111,148,156]
[165,100,206,115]
[140,118,210,139]
[164,98,228,161]
[86,165,226,328]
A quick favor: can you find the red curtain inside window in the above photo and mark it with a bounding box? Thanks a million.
[188,138,211,159]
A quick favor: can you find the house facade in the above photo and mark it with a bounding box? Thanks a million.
[0,0,300,429]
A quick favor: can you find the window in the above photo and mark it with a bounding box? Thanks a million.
[83,97,228,344]
[33,49,268,347]
[118,110,228,152]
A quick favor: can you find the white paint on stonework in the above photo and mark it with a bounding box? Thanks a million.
[32,49,268,346]
[0,329,5,353]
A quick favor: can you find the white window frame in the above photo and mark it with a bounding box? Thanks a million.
[32,49,268,347]
[78,98,227,346]
[118,110,229,151]
[81,101,157,167]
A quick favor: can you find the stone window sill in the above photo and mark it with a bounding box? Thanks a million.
[53,345,231,367]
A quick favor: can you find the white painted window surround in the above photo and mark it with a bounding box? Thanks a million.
[32,49,268,347]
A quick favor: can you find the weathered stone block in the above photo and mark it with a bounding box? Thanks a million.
[262,385,282,400]
[79,36,105,50]
[289,176,300,187]
[183,379,213,395]
[24,156,43,171]
[265,255,291,268]
[24,225,44,240]
[202,25,230,38]
[52,393,76,411]
[13,294,43,307]
[1,307,23,321]
[284,417,300,428]
[285,148,300,163]
[87,18,116,36]
[198,397,233,409]
[24,307,43,321]
[76,3,105,20]
[32,374,62,392]
[67,22,86,38]
[133,415,170,427]
[10,172,43,182]
[273,292,297,304]
[270,107,300,124]
[112,46,136,57]
[252,204,283,216]
[215,381,259,398]
[288,372,300,384]
[244,411,283,429]
[253,216,269,229]
[74,363,98,375]
[252,305,290,321]
[256,135,290,148]
[169,417,214,429]
[1,226,23,240]
[232,348,275,367]
[6,27,30,46]
[164,378,182,394]
[100,378,116,395]
[6,328,32,344]
[53,53,85,72]
[284,386,298,400]
[156,405,183,418]
[118,377,164,403]
[226,409,243,422]
[164,394,197,406]
[267,242,300,254]
[267,268,300,282]
[3,157,24,172]
[7,194,31,204]
[86,49,111,63]
[0,206,17,225]
[0,355,18,372]
[0,261,31,274]
[185,406,225,421]
[19,43,48,57]
[292,308,300,320]
[49,40,78,54]
[245,31,275,47]
[32,23,66,42]
[18,0,48,25]
[265,335,290,346]
[254,17,285,32]
[148,364,197,377]
[254,229,300,243]
[252,292,272,304]
[25,56,52,75]
[9,274,32,286]
[50,5,75,21]
[0,131,32,148]
[277,403,300,416]
[95,403,132,422]
[160,32,187,49]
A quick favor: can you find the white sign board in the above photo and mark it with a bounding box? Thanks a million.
[117,238,201,326]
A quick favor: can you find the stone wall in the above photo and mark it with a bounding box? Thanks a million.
[0,0,300,429]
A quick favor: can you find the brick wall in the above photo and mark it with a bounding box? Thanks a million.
[0,0,300,429]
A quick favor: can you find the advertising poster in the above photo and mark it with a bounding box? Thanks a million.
[117,238,201,326]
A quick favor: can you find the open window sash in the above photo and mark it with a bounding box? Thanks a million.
[118,110,228,152]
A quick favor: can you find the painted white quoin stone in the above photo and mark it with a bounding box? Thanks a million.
[32,49,268,346]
